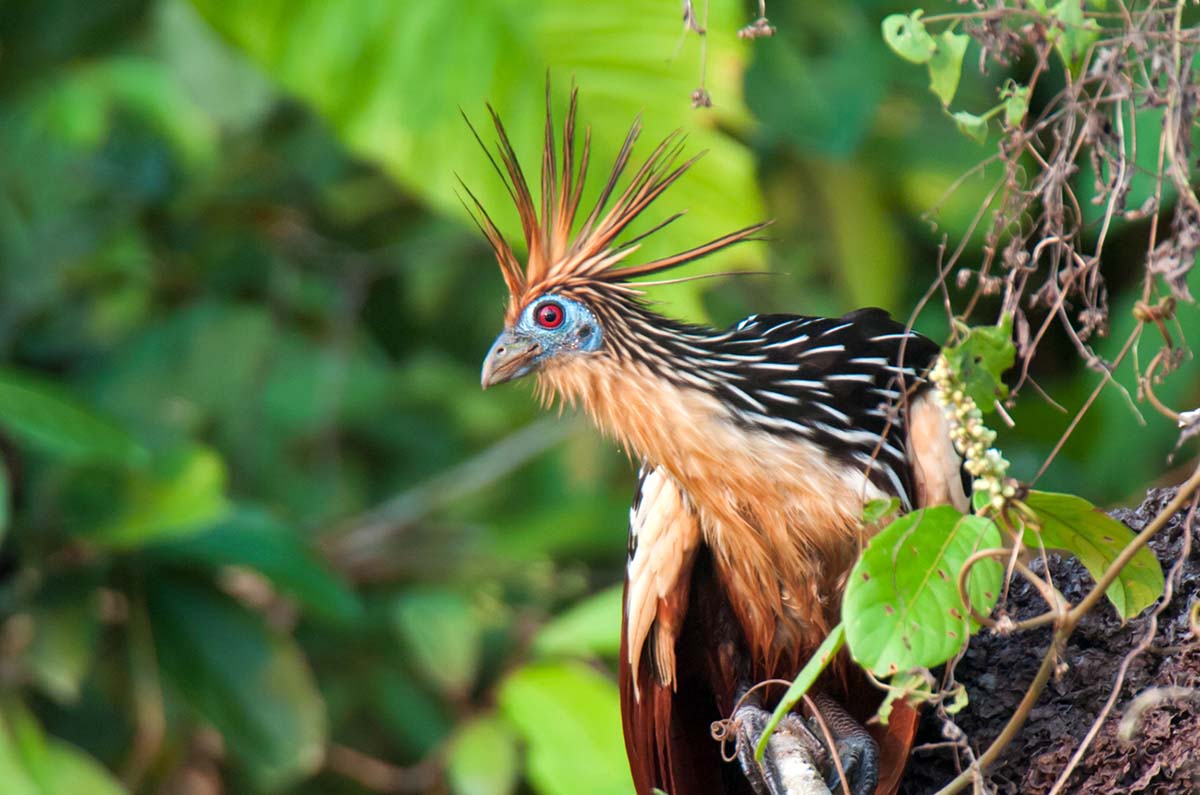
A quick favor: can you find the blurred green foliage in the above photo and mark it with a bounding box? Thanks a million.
[0,1,1195,794]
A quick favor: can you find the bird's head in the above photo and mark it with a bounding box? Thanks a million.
[481,292,603,388]
[466,86,767,391]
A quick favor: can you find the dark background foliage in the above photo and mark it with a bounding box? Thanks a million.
[0,1,1195,793]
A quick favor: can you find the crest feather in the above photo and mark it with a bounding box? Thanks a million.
[462,85,770,322]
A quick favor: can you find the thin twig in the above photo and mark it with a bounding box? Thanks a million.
[325,416,578,567]
[805,694,851,795]
[1046,493,1197,794]
[325,744,440,794]
[935,465,1200,794]
[932,636,1060,795]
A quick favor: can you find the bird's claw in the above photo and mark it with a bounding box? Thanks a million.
[729,700,880,795]
[733,703,830,795]
[822,732,879,795]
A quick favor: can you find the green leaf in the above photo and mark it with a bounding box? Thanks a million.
[25,600,99,704]
[498,661,633,795]
[34,742,128,795]
[1047,1,1100,70]
[447,715,519,795]
[755,622,844,762]
[532,584,622,658]
[186,0,765,323]
[149,579,327,790]
[883,11,936,64]
[89,446,229,548]
[392,588,482,697]
[945,682,969,715]
[0,700,127,795]
[366,664,454,757]
[951,110,989,144]
[1001,81,1030,127]
[927,30,969,106]
[864,497,901,525]
[0,707,39,795]
[876,670,934,725]
[881,11,938,64]
[0,368,145,467]
[844,506,1003,677]
[81,56,219,167]
[1022,491,1165,618]
[153,1,278,133]
[942,315,1015,411]
[145,508,362,623]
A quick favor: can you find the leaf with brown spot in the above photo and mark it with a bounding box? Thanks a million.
[843,506,1003,677]
[1023,490,1165,618]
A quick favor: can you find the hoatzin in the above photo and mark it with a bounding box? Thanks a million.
[474,89,968,795]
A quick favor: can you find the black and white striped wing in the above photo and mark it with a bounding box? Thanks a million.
[704,308,940,509]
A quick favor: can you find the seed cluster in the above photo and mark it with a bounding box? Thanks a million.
[929,356,1015,513]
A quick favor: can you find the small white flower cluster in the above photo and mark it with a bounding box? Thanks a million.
[929,356,1015,513]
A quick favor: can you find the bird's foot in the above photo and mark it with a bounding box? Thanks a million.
[731,702,830,795]
[809,694,879,795]
[820,731,879,795]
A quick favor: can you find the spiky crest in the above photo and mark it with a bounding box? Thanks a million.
[461,85,770,324]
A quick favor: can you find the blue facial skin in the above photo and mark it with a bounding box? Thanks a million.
[516,294,604,363]
[481,294,604,388]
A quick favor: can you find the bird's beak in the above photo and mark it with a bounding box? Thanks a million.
[481,331,542,389]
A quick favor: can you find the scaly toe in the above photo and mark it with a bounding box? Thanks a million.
[823,733,879,795]
[733,704,831,795]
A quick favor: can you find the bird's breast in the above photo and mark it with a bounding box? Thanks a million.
[542,357,890,668]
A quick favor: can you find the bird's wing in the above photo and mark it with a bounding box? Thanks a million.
[710,309,944,511]
[620,466,741,795]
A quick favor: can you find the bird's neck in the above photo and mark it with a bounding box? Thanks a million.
[536,339,728,474]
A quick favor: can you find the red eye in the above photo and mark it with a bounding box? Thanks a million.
[535,301,564,329]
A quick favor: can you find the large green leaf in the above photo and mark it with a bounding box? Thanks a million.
[844,506,1003,677]
[0,368,145,467]
[36,55,218,165]
[0,706,39,795]
[392,587,482,698]
[145,507,362,623]
[498,661,633,795]
[148,578,327,791]
[0,701,126,795]
[88,445,229,548]
[25,599,99,704]
[532,584,622,658]
[31,742,127,795]
[447,715,519,795]
[186,0,764,322]
[1022,490,1164,618]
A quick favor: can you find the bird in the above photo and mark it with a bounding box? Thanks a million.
[472,87,968,795]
